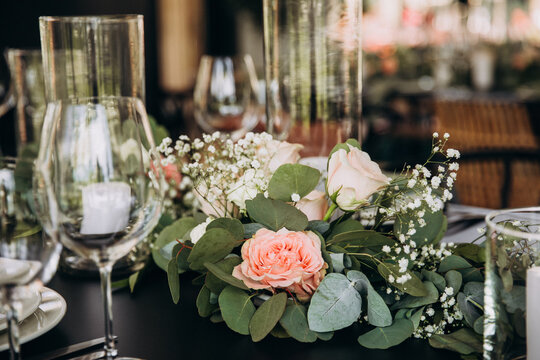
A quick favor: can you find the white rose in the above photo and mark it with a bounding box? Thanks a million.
[189,217,213,244]
[327,145,389,211]
[226,170,259,210]
[261,140,303,173]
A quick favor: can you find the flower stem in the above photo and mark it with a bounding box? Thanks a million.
[323,203,338,222]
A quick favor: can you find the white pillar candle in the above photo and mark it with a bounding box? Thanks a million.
[527,267,540,359]
[80,182,131,235]
[471,47,495,92]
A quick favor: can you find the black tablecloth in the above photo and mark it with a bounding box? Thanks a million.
[1,267,462,360]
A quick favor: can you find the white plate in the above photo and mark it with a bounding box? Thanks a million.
[0,288,41,332]
[0,287,67,352]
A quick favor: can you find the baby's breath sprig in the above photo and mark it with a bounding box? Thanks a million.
[157,132,280,218]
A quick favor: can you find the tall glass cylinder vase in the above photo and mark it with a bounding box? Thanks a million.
[263,0,362,158]
[39,15,149,277]
[484,208,540,360]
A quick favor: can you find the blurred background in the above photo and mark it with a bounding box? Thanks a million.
[0,0,539,207]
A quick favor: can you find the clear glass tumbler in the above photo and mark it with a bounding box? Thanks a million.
[39,15,145,103]
[484,207,540,360]
[194,55,260,140]
[39,15,148,276]
[263,0,362,157]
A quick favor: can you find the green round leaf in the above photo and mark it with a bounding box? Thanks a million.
[429,328,482,355]
[394,207,445,247]
[152,217,199,271]
[218,286,256,335]
[279,304,317,343]
[245,194,308,231]
[188,228,239,271]
[204,259,248,291]
[307,273,362,332]
[249,292,287,342]
[267,164,320,202]
[167,258,180,304]
[445,270,463,294]
[196,285,217,317]
[207,218,244,240]
[377,263,428,297]
[391,281,439,310]
[357,318,415,349]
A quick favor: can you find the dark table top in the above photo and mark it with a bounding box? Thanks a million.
[0,266,463,360]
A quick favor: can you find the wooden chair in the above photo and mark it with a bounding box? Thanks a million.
[434,97,540,208]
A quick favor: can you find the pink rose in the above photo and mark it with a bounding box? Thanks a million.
[264,140,303,173]
[163,163,182,187]
[295,190,329,221]
[233,228,327,301]
[327,145,389,211]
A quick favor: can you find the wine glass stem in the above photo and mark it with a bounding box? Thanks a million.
[99,265,118,359]
[2,287,21,360]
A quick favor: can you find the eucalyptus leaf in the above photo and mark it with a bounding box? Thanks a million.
[279,304,318,343]
[410,307,425,330]
[377,263,428,297]
[501,285,525,313]
[128,271,139,293]
[391,281,439,310]
[347,270,392,327]
[270,323,291,339]
[439,255,472,273]
[243,223,265,239]
[307,273,362,332]
[152,217,199,271]
[459,267,484,282]
[196,285,217,317]
[307,220,330,236]
[330,253,346,273]
[188,228,239,270]
[421,270,446,292]
[327,230,395,249]
[204,257,245,293]
[167,258,180,304]
[315,331,334,341]
[454,243,486,263]
[210,312,224,324]
[457,292,482,328]
[357,318,415,349]
[218,286,256,335]
[473,315,484,335]
[429,328,482,355]
[326,219,364,243]
[267,164,320,202]
[245,194,308,231]
[207,218,244,240]
[394,207,445,247]
[249,292,287,342]
[445,270,463,294]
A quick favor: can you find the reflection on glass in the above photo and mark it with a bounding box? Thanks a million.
[194,55,260,140]
[0,157,61,360]
[36,96,163,359]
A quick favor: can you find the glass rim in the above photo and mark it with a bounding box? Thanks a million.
[485,206,540,240]
[39,14,143,24]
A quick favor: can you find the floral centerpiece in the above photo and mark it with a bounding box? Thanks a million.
[151,131,493,357]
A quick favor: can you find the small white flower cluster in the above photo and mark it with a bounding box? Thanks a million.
[157,132,278,217]
[413,286,463,338]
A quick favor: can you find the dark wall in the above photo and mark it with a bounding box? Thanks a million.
[0,0,158,155]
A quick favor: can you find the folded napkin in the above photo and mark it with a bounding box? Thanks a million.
[0,257,42,286]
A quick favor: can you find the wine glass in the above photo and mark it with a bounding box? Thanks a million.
[194,55,260,140]
[36,96,164,359]
[0,156,62,360]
